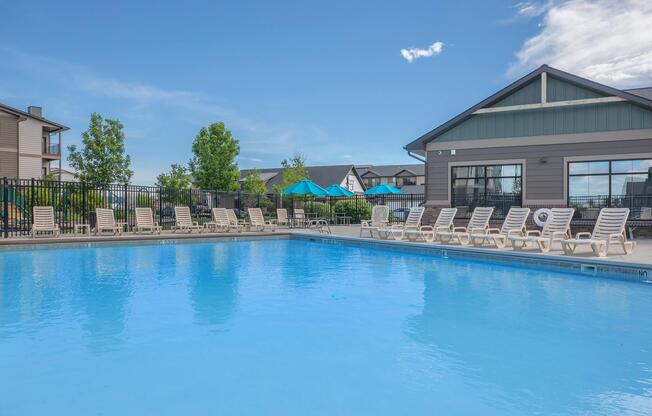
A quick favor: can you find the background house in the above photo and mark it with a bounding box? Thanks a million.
[240,165,365,193]
[405,65,652,220]
[356,164,425,194]
[0,103,68,179]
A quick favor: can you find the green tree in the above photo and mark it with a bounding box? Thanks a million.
[67,113,133,184]
[156,164,191,190]
[272,154,309,194]
[189,122,240,191]
[242,168,271,209]
[242,168,267,195]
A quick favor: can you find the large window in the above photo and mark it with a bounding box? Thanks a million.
[451,164,522,205]
[568,158,652,208]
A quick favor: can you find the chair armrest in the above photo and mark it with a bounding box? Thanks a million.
[360,220,370,227]
[419,225,434,232]
[452,226,467,233]
[574,232,592,239]
[506,229,523,237]
[608,233,625,241]
[551,231,567,239]
[486,227,501,234]
[526,230,541,236]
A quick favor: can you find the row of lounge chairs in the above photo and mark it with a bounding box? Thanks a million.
[360,205,636,257]
[30,206,277,238]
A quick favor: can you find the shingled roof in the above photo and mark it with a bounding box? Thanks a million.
[240,165,361,193]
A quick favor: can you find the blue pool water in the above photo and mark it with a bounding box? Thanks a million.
[1,238,652,415]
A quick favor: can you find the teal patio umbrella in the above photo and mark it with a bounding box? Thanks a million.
[325,184,355,197]
[282,179,328,196]
[364,183,402,195]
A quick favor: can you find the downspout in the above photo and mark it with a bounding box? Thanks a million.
[16,116,27,179]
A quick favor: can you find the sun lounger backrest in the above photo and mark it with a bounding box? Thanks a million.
[248,208,265,225]
[405,207,425,227]
[135,208,154,227]
[500,207,531,234]
[277,208,288,223]
[33,206,55,229]
[294,208,305,219]
[541,208,575,238]
[371,205,389,226]
[226,209,239,225]
[467,207,494,230]
[212,208,230,226]
[591,208,629,240]
[96,208,116,228]
[174,206,193,227]
[434,208,457,229]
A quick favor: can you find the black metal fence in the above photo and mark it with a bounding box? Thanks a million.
[568,195,652,220]
[0,178,425,238]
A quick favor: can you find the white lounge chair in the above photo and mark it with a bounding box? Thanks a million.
[226,209,245,231]
[360,205,389,238]
[276,208,290,227]
[31,206,60,238]
[435,207,494,245]
[95,208,125,236]
[403,208,457,242]
[134,207,162,234]
[509,208,575,252]
[561,208,635,257]
[377,207,425,240]
[293,208,307,228]
[470,207,530,248]
[172,206,203,233]
[205,208,231,232]
[248,208,277,232]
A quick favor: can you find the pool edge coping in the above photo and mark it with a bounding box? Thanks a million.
[290,233,652,283]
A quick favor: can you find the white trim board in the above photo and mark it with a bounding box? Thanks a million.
[474,96,626,115]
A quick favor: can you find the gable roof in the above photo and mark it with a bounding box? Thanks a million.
[404,65,652,155]
[0,102,69,131]
[240,164,362,192]
[356,164,425,177]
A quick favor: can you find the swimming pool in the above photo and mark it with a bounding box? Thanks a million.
[1,237,651,415]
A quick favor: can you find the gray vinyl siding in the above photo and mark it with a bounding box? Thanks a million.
[0,116,18,177]
[436,102,652,142]
[490,78,541,107]
[0,116,18,149]
[547,75,605,102]
[425,138,652,202]
[0,151,18,177]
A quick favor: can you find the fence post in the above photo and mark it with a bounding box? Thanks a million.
[2,178,8,238]
[124,183,129,226]
[158,186,163,226]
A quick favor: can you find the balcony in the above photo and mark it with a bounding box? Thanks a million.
[42,143,61,158]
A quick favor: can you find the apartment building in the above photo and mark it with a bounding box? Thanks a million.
[0,103,68,179]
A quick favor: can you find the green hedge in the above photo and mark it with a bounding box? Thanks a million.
[333,199,372,223]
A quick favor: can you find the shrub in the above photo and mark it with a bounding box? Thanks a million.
[307,201,332,219]
[333,198,372,223]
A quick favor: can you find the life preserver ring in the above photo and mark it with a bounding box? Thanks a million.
[533,208,552,227]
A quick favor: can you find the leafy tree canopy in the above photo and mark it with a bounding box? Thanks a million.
[156,163,192,189]
[67,113,133,184]
[272,154,309,194]
[242,168,268,195]
[189,122,240,191]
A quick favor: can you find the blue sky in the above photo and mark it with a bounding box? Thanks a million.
[1,0,651,184]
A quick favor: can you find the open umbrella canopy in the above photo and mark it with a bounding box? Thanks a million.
[325,184,355,197]
[364,183,403,195]
[282,179,328,196]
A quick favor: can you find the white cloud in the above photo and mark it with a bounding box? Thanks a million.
[239,156,264,163]
[512,0,556,18]
[510,0,652,88]
[400,42,444,63]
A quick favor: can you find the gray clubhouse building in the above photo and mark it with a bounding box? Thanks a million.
[405,65,652,220]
